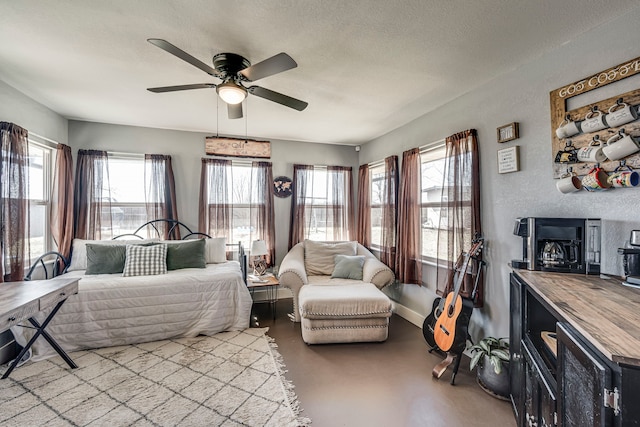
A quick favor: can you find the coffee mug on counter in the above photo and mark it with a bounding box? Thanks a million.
[576,138,607,163]
[607,164,640,188]
[603,129,640,161]
[581,108,608,134]
[555,116,581,139]
[556,170,582,194]
[605,99,638,128]
[582,166,611,191]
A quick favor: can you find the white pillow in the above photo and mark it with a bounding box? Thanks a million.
[68,238,159,271]
[303,240,357,276]
[205,237,227,263]
[122,244,167,277]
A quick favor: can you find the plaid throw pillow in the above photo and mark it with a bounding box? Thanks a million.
[122,244,168,277]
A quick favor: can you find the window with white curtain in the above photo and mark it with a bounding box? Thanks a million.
[228,162,253,249]
[420,143,473,261]
[101,155,146,238]
[27,140,53,260]
[369,163,385,248]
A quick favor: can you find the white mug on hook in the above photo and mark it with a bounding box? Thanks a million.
[606,100,638,128]
[581,109,608,134]
[603,130,640,161]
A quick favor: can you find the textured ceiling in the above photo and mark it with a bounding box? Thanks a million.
[1,0,638,145]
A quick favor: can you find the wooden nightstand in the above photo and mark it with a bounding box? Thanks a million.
[247,274,279,321]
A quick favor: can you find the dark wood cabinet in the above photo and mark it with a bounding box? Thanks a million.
[510,271,640,427]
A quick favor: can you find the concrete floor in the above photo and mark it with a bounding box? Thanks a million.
[253,298,516,427]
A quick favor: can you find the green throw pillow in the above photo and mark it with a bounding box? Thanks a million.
[331,255,365,280]
[85,244,127,274]
[166,239,206,270]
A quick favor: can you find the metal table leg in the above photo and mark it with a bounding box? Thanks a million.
[2,299,77,379]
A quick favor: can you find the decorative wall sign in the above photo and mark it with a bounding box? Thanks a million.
[273,176,292,198]
[498,146,520,174]
[205,136,271,158]
[550,56,640,178]
[497,122,519,143]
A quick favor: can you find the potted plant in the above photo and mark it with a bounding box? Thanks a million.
[469,337,510,399]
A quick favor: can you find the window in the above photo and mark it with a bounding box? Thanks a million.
[291,165,353,243]
[200,160,274,252]
[100,155,147,239]
[228,162,253,249]
[369,163,385,248]
[420,144,473,261]
[27,140,53,260]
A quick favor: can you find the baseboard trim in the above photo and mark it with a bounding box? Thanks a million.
[391,301,426,328]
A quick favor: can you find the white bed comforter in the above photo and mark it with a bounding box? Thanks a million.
[13,261,253,360]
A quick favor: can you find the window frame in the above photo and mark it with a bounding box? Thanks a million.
[229,160,254,250]
[103,153,147,239]
[368,162,386,251]
[27,138,54,261]
[419,142,475,263]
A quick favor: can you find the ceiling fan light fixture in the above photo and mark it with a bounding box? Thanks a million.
[216,81,247,104]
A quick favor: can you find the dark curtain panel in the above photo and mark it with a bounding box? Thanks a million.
[327,166,354,241]
[50,144,74,265]
[395,148,421,285]
[198,158,231,240]
[145,154,180,239]
[0,122,30,282]
[435,129,483,307]
[380,155,399,269]
[73,149,111,240]
[356,164,371,247]
[251,161,276,266]
[288,164,314,249]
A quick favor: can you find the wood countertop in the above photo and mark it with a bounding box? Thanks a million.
[514,270,640,367]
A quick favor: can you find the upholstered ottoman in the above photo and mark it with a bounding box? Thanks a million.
[298,282,393,344]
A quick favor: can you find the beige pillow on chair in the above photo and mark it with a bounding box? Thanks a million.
[303,240,357,275]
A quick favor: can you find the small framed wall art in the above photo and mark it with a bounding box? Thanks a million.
[497,122,519,143]
[498,145,520,174]
[274,176,292,198]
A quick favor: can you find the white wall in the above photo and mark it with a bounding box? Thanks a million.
[0,79,68,143]
[360,8,640,340]
[68,120,359,265]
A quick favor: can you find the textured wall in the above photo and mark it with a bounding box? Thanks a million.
[0,80,68,143]
[360,8,640,339]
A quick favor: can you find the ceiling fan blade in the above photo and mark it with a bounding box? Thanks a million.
[147,83,216,93]
[248,86,308,111]
[228,103,243,119]
[147,38,220,77]
[240,53,297,82]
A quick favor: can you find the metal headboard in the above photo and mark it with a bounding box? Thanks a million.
[24,251,70,281]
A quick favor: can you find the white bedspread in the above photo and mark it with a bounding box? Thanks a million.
[12,261,253,360]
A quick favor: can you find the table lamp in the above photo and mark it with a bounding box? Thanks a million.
[250,239,268,276]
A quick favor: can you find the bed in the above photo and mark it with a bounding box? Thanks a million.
[12,220,253,361]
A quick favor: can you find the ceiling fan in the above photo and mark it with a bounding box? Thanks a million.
[146,39,308,119]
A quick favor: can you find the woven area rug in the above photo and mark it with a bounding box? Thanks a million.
[0,328,310,427]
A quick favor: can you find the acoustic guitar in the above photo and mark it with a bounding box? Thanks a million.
[422,297,444,351]
[433,237,484,352]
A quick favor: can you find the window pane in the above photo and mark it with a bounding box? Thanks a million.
[420,145,447,260]
[28,145,45,201]
[29,203,46,260]
[100,205,148,239]
[371,207,382,246]
[230,164,251,204]
[231,205,251,249]
[108,158,145,203]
